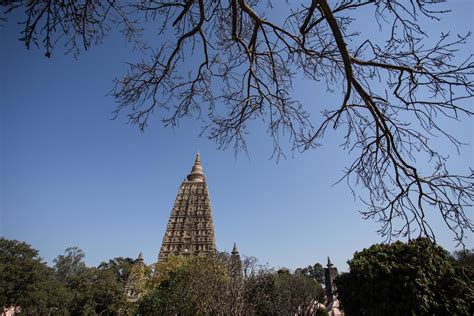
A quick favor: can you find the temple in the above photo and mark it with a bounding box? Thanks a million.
[158,153,217,261]
[325,257,344,316]
[125,252,146,302]
[229,242,243,279]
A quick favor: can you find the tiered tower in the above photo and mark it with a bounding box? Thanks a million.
[229,243,243,279]
[125,252,146,302]
[229,242,244,314]
[158,153,216,261]
[325,257,339,303]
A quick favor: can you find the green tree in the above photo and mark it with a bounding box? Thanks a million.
[0,238,70,314]
[124,257,151,300]
[53,246,86,282]
[53,247,128,314]
[139,255,233,315]
[243,268,324,315]
[2,0,473,245]
[243,272,276,314]
[150,255,189,288]
[336,238,474,315]
[295,262,325,285]
[67,266,127,315]
[98,256,135,284]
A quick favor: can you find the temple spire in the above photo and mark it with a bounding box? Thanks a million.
[325,256,339,304]
[232,242,239,255]
[327,256,333,267]
[187,152,205,182]
[229,242,243,280]
[159,152,216,260]
[125,251,146,302]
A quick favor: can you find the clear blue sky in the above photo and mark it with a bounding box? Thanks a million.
[1,2,472,271]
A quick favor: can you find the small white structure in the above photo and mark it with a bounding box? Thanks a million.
[2,306,21,316]
[326,298,344,316]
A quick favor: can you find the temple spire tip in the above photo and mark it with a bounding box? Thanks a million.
[187,152,205,182]
[232,242,239,255]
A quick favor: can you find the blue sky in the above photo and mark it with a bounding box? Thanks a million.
[1,2,472,271]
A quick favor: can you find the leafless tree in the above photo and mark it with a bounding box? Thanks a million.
[3,0,473,245]
[1,0,142,57]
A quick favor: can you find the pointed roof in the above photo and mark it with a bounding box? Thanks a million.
[135,252,144,264]
[231,242,239,255]
[327,256,333,267]
[187,152,205,182]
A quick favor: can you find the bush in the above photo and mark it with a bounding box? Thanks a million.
[337,238,474,315]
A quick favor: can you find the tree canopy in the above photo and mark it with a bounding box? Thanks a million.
[140,256,233,314]
[52,249,130,314]
[243,268,325,315]
[1,238,326,314]
[53,246,86,283]
[336,238,474,315]
[0,238,70,314]
[140,254,325,315]
[3,236,472,315]
[0,237,133,315]
[295,262,325,285]
[2,0,473,245]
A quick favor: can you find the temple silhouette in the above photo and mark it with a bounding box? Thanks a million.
[158,152,217,260]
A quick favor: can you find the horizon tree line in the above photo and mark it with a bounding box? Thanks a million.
[1,236,472,315]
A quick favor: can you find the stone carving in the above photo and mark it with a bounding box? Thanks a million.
[158,153,216,261]
[325,257,344,316]
[125,252,146,302]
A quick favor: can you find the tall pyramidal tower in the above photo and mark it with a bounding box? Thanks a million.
[158,153,216,261]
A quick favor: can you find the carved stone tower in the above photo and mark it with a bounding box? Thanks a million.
[158,153,216,261]
[125,252,146,302]
[325,257,339,303]
[229,242,244,314]
[229,242,243,279]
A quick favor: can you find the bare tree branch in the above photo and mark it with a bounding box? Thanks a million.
[3,0,473,245]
